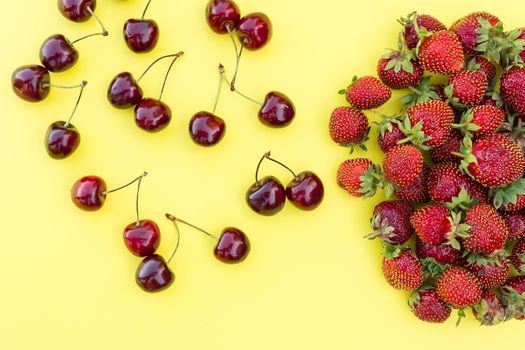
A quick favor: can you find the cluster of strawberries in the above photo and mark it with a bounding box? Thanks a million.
[329,11,525,325]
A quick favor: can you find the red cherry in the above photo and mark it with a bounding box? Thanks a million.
[124,19,159,53]
[39,34,79,72]
[258,91,295,127]
[71,175,107,211]
[205,0,241,34]
[246,176,286,215]
[214,227,250,263]
[123,220,161,257]
[136,255,174,292]
[107,72,143,109]
[236,12,272,50]
[12,65,50,102]
[286,171,324,210]
[58,0,96,22]
[189,111,226,146]
[134,98,171,132]
[45,121,80,159]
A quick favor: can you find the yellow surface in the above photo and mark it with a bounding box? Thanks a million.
[1,0,523,349]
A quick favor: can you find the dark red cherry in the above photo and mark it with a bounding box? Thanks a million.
[134,98,171,132]
[236,12,272,50]
[107,72,143,109]
[58,0,96,22]
[71,175,106,211]
[12,65,50,102]
[246,176,286,215]
[123,219,160,257]
[286,171,324,210]
[189,111,226,146]
[124,19,159,53]
[214,227,250,263]
[39,34,79,72]
[45,121,80,159]
[136,254,174,292]
[205,0,241,34]
[258,91,295,127]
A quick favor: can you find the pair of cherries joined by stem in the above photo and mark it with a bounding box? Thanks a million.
[247,152,324,215]
[107,52,184,132]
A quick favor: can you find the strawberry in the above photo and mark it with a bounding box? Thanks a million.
[499,193,525,212]
[436,266,482,309]
[418,31,465,75]
[511,238,525,274]
[429,129,463,163]
[458,134,525,188]
[381,245,423,291]
[453,106,505,137]
[375,114,404,153]
[416,238,460,265]
[501,276,525,320]
[401,100,455,149]
[367,200,414,244]
[409,288,451,323]
[463,204,508,256]
[500,67,525,115]
[467,56,497,82]
[472,291,506,326]
[426,162,487,205]
[329,106,370,151]
[465,255,511,289]
[400,12,447,50]
[343,76,392,110]
[500,27,525,66]
[394,165,429,204]
[446,70,488,107]
[377,51,423,89]
[410,204,452,245]
[503,212,525,240]
[336,158,379,198]
[450,12,501,56]
[400,77,447,110]
[383,144,423,187]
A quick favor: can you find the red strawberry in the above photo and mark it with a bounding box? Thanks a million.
[383,144,423,187]
[400,77,448,110]
[394,165,429,204]
[419,31,465,75]
[416,238,460,265]
[336,158,379,198]
[511,238,525,274]
[382,247,423,291]
[436,266,482,309]
[453,105,505,137]
[401,12,447,50]
[430,129,463,163]
[410,204,452,245]
[501,67,525,115]
[401,100,455,149]
[465,255,511,289]
[467,56,497,82]
[501,276,525,320]
[377,51,423,89]
[460,134,525,188]
[463,204,508,256]
[446,70,488,106]
[344,76,392,110]
[409,289,451,323]
[375,114,405,153]
[450,12,501,55]
[503,212,525,240]
[500,193,525,212]
[367,200,414,244]
[329,106,370,151]
[472,291,506,326]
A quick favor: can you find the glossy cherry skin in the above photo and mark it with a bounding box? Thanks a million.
[107,72,143,109]
[123,219,160,257]
[189,111,226,146]
[286,171,324,210]
[134,98,171,132]
[205,0,241,34]
[45,121,81,159]
[258,91,295,127]
[246,176,286,215]
[236,12,272,50]
[40,34,79,72]
[12,65,50,102]
[71,175,107,211]
[58,0,96,22]
[214,227,250,263]
[124,19,159,53]
[136,254,174,293]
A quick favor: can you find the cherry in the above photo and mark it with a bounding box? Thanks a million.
[236,13,272,50]
[107,72,143,109]
[258,91,295,127]
[246,152,286,215]
[205,0,241,34]
[58,0,96,22]
[136,255,174,292]
[12,65,50,102]
[166,214,250,264]
[124,220,160,257]
[124,0,159,53]
[189,112,225,146]
[45,81,87,159]
[285,171,324,210]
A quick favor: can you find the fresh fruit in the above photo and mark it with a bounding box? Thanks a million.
[375,114,404,153]
[467,56,497,82]
[394,165,429,204]
[446,70,488,106]
[463,204,508,256]
[472,291,506,326]
[500,67,525,115]
[511,238,525,274]
[501,276,525,320]
[205,0,241,34]
[236,12,272,50]
[418,31,465,75]
[504,212,525,241]
[453,106,505,137]
[377,51,423,89]
[329,106,369,151]
[58,0,96,22]
[429,129,463,163]
[258,91,295,127]
[410,204,453,245]
[12,65,50,102]
[336,158,379,198]
[124,220,160,257]
[189,112,226,146]
[367,200,414,244]
[383,144,423,187]
[400,12,447,49]
[465,256,511,289]
[344,76,392,110]
[415,238,460,265]
[136,255,174,292]
[436,266,482,309]
[381,246,423,291]
[409,288,451,323]
[124,0,159,53]
[449,12,501,56]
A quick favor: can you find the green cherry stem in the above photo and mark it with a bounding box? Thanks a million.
[141,0,153,20]
[212,67,224,114]
[165,213,219,241]
[135,52,184,84]
[64,80,88,128]
[102,172,149,225]
[219,64,263,106]
[86,6,109,36]
[158,51,185,101]
[165,214,181,264]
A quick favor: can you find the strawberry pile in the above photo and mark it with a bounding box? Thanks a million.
[330,11,525,325]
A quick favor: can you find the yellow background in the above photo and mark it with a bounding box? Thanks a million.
[1,0,523,349]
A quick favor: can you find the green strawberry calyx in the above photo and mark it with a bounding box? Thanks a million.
[489,177,525,209]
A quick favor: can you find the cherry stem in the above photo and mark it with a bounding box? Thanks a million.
[255,151,271,183]
[135,52,184,84]
[265,154,297,178]
[165,213,219,241]
[64,81,88,128]
[42,82,85,89]
[219,64,263,106]
[134,173,147,226]
[141,0,152,20]
[225,24,239,65]
[165,215,181,264]
[159,52,185,101]
[212,68,224,114]
[71,31,109,46]
[229,44,243,91]
[103,171,148,196]
[86,6,109,37]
